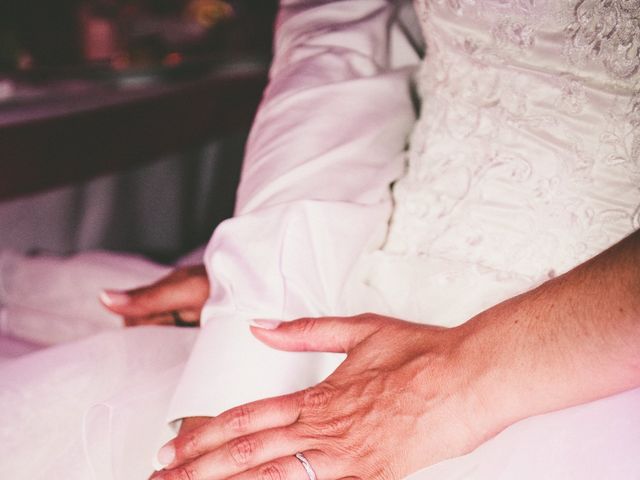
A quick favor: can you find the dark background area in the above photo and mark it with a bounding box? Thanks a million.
[0,0,278,260]
[0,0,277,70]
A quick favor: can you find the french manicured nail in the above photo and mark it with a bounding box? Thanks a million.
[156,443,176,468]
[99,290,130,307]
[251,319,282,330]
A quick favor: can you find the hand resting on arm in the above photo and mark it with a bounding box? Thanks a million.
[153,230,640,479]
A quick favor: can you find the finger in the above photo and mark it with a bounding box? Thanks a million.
[227,450,336,480]
[159,392,302,469]
[102,282,202,316]
[149,417,211,479]
[250,314,384,353]
[156,426,314,480]
[101,266,208,317]
[124,312,174,327]
[179,416,212,434]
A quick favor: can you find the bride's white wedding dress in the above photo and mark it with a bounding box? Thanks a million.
[1,1,639,478]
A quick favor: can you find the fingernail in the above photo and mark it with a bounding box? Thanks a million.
[99,290,130,307]
[251,319,282,330]
[156,443,175,468]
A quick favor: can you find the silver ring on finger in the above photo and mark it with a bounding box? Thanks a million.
[294,452,317,480]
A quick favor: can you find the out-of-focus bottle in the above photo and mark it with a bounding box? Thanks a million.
[79,1,120,64]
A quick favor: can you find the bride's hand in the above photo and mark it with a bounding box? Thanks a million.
[153,314,502,480]
[100,265,209,327]
[149,417,211,479]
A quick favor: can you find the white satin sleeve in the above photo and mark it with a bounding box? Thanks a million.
[166,0,421,422]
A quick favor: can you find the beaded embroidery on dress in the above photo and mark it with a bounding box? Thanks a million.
[383,0,640,288]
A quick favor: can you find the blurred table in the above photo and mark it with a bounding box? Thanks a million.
[0,58,268,201]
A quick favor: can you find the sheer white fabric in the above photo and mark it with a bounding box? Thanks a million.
[1,1,639,479]
[0,327,197,480]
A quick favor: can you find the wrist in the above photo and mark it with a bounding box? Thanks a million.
[453,299,538,441]
[411,321,516,452]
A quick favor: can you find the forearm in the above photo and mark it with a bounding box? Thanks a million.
[462,230,640,436]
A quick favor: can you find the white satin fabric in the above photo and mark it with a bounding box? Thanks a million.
[1,1,639,479]
[167,0,422,422]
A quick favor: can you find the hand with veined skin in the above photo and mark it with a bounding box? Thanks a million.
[151,314,494,480]
[151,231,640,480]
[100,265,209,327]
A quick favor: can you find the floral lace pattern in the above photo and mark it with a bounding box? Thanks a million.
[383,1,640,283]
[565,0,640,79]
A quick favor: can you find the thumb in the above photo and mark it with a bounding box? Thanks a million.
[249,315,381,353]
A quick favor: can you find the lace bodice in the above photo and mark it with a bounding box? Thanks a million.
[384,0,640,283]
